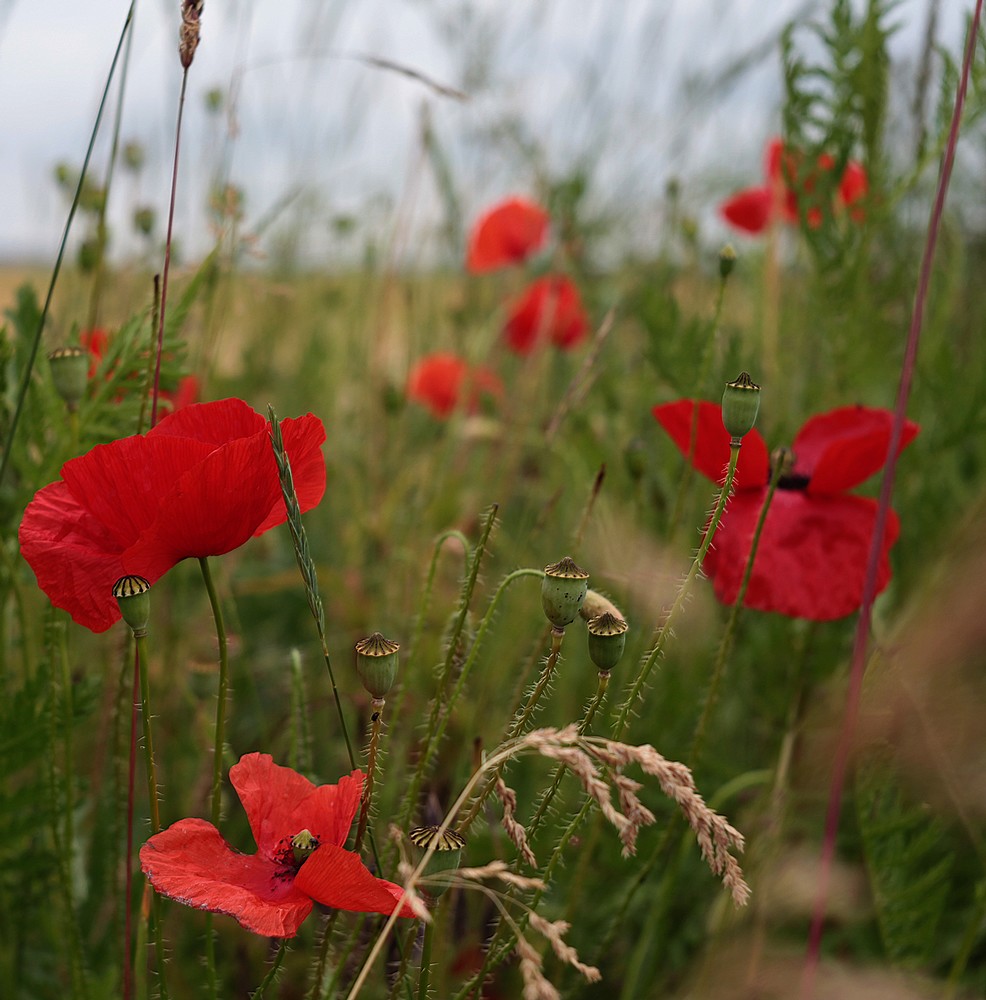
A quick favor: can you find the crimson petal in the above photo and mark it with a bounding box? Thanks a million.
[653,400,769,490]
[140,818,313,938]
[294,841,417,918]
[720,187,773,234]
[704,490,900,621]
[231,754,363,857]
[791,406,919,494]
[466,197,549,273]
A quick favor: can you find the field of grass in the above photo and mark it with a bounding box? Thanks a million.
[4,3,986,999]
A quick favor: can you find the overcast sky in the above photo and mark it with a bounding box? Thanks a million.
[0,0,972,263]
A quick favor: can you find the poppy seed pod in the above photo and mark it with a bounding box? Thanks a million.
[112,575,151,635]
[541,557,589,629]
[719,244,737,279]
[721,372,761,441]
[290,829,319,866]
[587,612,628,673]
[355,632,400,699]
[408,826,465,898]
[48,348,89,411]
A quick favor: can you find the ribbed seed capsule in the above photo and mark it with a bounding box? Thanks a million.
[408,826,465,898]
[721,371,761,441]
[48,348,89,411]
[112,575,151,634]
[541,557,589,629]
[355,632,400,698]
[586,612,628,673]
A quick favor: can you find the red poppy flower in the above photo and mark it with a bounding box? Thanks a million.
[466,197,549,273]
[720,137,867,235]
[139,754,415,938]
[80,327,110,378]
[18,398,326,633]
[160,374,200,413]
[406,353,503,419]
[653,401,919,620]
[503,276,588,355]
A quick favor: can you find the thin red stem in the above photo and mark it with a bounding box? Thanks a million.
[150,68,189,428]
[801,4,984,996]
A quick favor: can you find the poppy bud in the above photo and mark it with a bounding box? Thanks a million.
[541,557,589,629]
[408,826,465,898]
[133,206,156,236]
[48,347,89,411]
[719,244,737,279]
[586,612,628,673]
[721,372,761,441]
[123,141,145,173]
[112,575,151,635]
[355,632,400,699]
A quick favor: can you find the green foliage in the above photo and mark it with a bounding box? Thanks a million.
[855,749,953,969]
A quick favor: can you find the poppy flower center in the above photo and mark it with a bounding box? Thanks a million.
[272,829,321,878]
[770,446,806,490]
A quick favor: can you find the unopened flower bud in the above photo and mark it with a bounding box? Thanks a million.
[719,244,737,279]
[721,372,761,441]
[355,632,399,698]
[48,348,89,411]
[113,575,151,635]
[133,206,156,236]
[541,557,589,629]
[586,612,628,673]
[408,826,465,898]
[123,141,146,173]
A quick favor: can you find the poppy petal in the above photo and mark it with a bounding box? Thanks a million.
[720,187,773,234]
[140,818,313,938]
[148,397,265,447]
[704,490,900,620]
[791,406,919,494]
[407,354,469,417]
[466,197,549,273]
[294,841,417,918]
[503,276,587,354]
[839,160,868,208]
[231,754,363,857]
[653,400,769,489]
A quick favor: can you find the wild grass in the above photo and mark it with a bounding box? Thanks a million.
[4,2,986,998]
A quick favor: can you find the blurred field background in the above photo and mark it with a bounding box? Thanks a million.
[4,1,986,998]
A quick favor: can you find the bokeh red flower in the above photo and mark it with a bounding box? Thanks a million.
[140,754,415,938]
[406,353,503,419]
[721,137,867,235]
[80,327,109,378]
[18,398,326,632]
[503,276,588,354]
[654,401,918,620]
[466,197,549,273]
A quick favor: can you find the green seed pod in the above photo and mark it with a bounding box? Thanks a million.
[112,575,151,635]
[541,557,589,629]
[586,612,628,673]
[122,141,146,173]
[721,371,761,441]
[133,206,156,236]
[290,829,319,865]
[355,632,400,698]
[719,243,737,279]
[48,348,89,411]
[408,826,465,898]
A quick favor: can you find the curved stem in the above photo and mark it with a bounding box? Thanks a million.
[252,941,287,999]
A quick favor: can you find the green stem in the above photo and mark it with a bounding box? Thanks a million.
[417,920,434,1000]
[306,910,341,1000]
[133,632,160,834]
[612,443,741,742]
[198,556,228,1000]
[689,458,783,768]
[0,2,135,490]
[252,942,287,999]
[354,699,385,853]
[457,626,565,837]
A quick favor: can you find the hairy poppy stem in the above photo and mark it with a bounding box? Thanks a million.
[690,457,784,769]
[416,920,435,1000]
[134,633,161,835]
[613,444,741,741]
[800,3,984,997]
[354,700,385,853]
[457,626,565,837]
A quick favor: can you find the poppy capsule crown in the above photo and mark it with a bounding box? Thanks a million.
[48,347,89,410]
[721,372,761,441]
[586,612,628,673]
[112,575,151,635]
[541,557,589,629]
[355,632,400,699]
